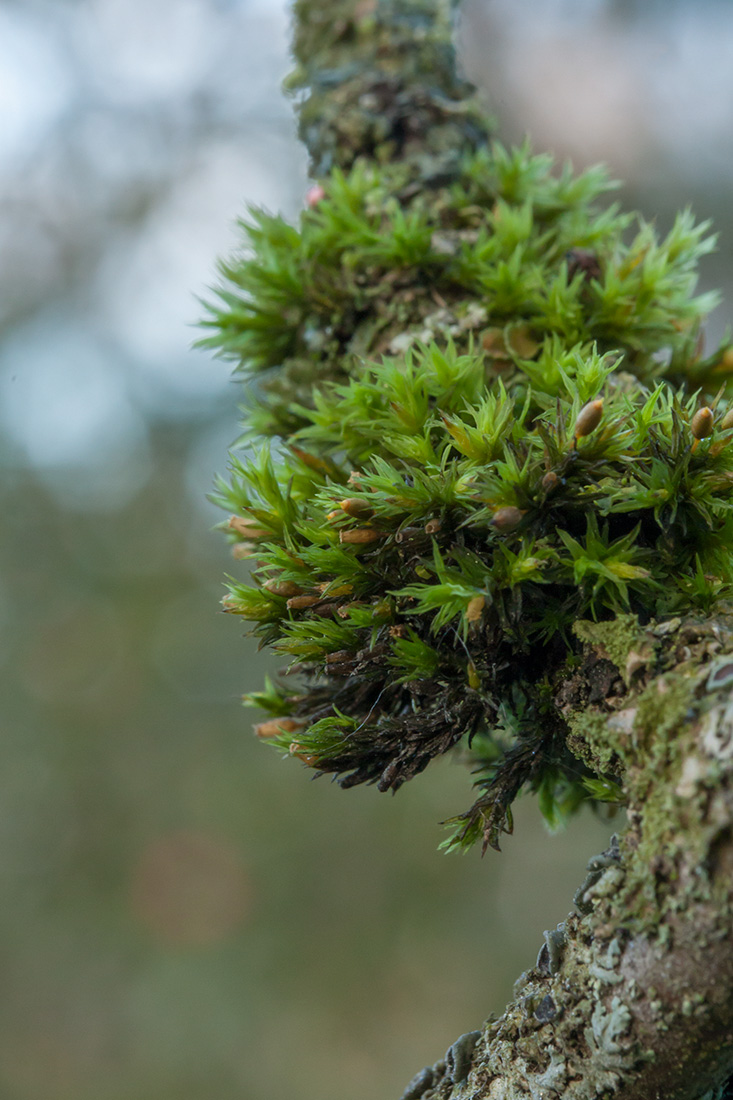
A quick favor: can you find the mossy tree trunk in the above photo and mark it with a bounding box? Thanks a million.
[203,0,733,1096]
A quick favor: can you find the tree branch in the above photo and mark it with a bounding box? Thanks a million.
[208,1,733,1095]
[419,616,733,1099]
[284,7,733,1095]
[288,0,491,178]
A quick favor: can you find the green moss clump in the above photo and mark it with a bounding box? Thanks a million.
[200,146,723,438]
[203,142,733,853]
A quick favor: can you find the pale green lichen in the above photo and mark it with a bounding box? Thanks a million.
[573,613,642,681]
[566,710,618,775]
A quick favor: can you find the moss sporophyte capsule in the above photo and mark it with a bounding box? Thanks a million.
[262,579,303,598]
[228,515,269,539]
[339,497,374,518]
[691,406,714,440]
[490,506,526,532]
[254,718,302,740]
[573,399,604,440]
[690,406,715,453]
[338,528,385,544]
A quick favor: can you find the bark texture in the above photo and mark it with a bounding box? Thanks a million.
[288,0,491,178]
[284,2,733,1096]
[422,615,733,1100]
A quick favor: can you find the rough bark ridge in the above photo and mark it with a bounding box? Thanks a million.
[287,3,733,1097]
[208,1,733,1096]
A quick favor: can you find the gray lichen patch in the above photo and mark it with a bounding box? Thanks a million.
[536,922,567,976]
[698,700,733,764]
[573,835,623,916]
[566,709,620,776]
[706,655,733,693]
[587,995,632,1055]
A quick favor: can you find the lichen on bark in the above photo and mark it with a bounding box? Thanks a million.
[288,0,491,178]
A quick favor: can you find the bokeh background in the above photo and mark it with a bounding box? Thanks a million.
[1,1,732,1098]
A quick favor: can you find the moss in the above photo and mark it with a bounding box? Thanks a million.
[202,0,733,852]
[200,2,733,1093]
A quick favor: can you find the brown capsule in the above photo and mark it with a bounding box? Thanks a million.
[263,579,303,598]
[336,601,367,619]
[286,594,321,610]
[309,603,338,619]
[316,582,353,597]
[573,399,603,439]
[691,406,715,440]
[465,595,485,623]
[228,514,269,539]
[490,506,526,532]
[289,446,333,475]
[289,744,319,766]
[395,526,424,545]
[481,327,508,354]
[506,322,540,360]
[720,408,733,431]
[424,518,442,535]
[254,717,301,740]
[231,543,257,560]
[325,649,354,665]
[339,528,384,544]
[541,471,560,492]
[339,497,374,519]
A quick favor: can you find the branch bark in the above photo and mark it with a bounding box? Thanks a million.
[288,0,491,178]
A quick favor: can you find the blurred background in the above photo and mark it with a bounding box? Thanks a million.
[1,1,731,1097]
